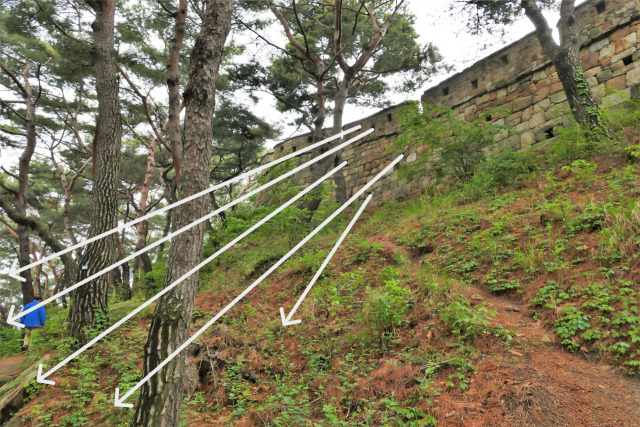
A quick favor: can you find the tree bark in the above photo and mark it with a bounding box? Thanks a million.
[15,64,36,305]
[167,0,188,183]
[521,0,608,134]
[135,139,159,284]
[132,0,234,425]
[295,78,330,218]
[115,234,131,300]
[69,0,122,345]
[0,61,39,305]
[331,81,350,204]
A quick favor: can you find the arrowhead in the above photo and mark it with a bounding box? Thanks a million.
[279,307,301,327]
[114,388,133,408]
[6,306,24,329]
[37,364,55,385]
[8,260,26,282]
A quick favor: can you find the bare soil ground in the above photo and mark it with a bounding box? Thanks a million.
[446,284,640,426]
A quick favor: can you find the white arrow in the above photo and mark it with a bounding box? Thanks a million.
[4,126,362,283]
[9,128,374,327]
[36,364,55,385]
[280,193,372,327]
[6,305,22,328]
[37,161,348,386]
[114,155,403,407]
[114,388,132,408]
[8,259,22,282]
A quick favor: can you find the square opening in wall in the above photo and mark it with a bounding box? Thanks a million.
[544,128,555,140]
[485,115,492,122]
[292,146,297,152]
[279,146,284,152]
[471,79,478,89]
[595,1,606,14]
[387,113,393,122]
[307,136,312,143]
[443,87,449,96]
[622,55,633,66]
[501,55,509,65]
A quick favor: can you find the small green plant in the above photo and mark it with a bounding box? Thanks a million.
[351,239,384,264]
[463,150,537,200]
[291,249,330,276]
[363,276,413,338]
[554,307,591,352]
[562,159,598,187]
[599,199,640,261]
[532,281,570,308]
[439,296,497,340]
[392,103,513,182]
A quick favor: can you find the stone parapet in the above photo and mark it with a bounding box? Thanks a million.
[263,0,640,205]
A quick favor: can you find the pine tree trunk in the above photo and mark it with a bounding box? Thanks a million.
[331,82,350,204]
[522,0,608,135]
[16,92,36,304]
[552,47,603,130]
[135,141,158,291]
[14,64,37,305]
[296,79,330,219]
[115,234,131,300]
[132,1,234,425]
[167,0,188,183]
[69,0,122,345]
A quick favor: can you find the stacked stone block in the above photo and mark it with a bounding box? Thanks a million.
[265,0,640,205]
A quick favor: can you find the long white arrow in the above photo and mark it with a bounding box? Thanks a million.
[7,128,374,328]
[114,155,403,408]
[36,161,348,388]
[280,193,372,327]
[5,125,362,283]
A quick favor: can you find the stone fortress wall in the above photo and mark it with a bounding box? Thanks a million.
[265,0,640,204]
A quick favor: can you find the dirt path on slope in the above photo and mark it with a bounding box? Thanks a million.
[367,229,640,425]
[456,285,640,426]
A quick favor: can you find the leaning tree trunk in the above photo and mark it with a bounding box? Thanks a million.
[522,0,608,134]
[15,64,36,305]
[68,0,122,345]
[134,139,159,290]
[132,0,234,425]
[331,81,350,204]
[296,79,331,219]
[167,0,188,183]
[551,47,603,131]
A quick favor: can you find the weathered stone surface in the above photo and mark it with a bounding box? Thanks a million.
[628,67,640,85]
[608,75,627,90]
[597,69,614,82]
[600,44,616,59]
[521,131,536,147]
[590,37,609,52]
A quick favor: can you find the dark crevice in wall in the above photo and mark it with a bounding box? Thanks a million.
[544,128,555,140]
[623,55,633,66]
